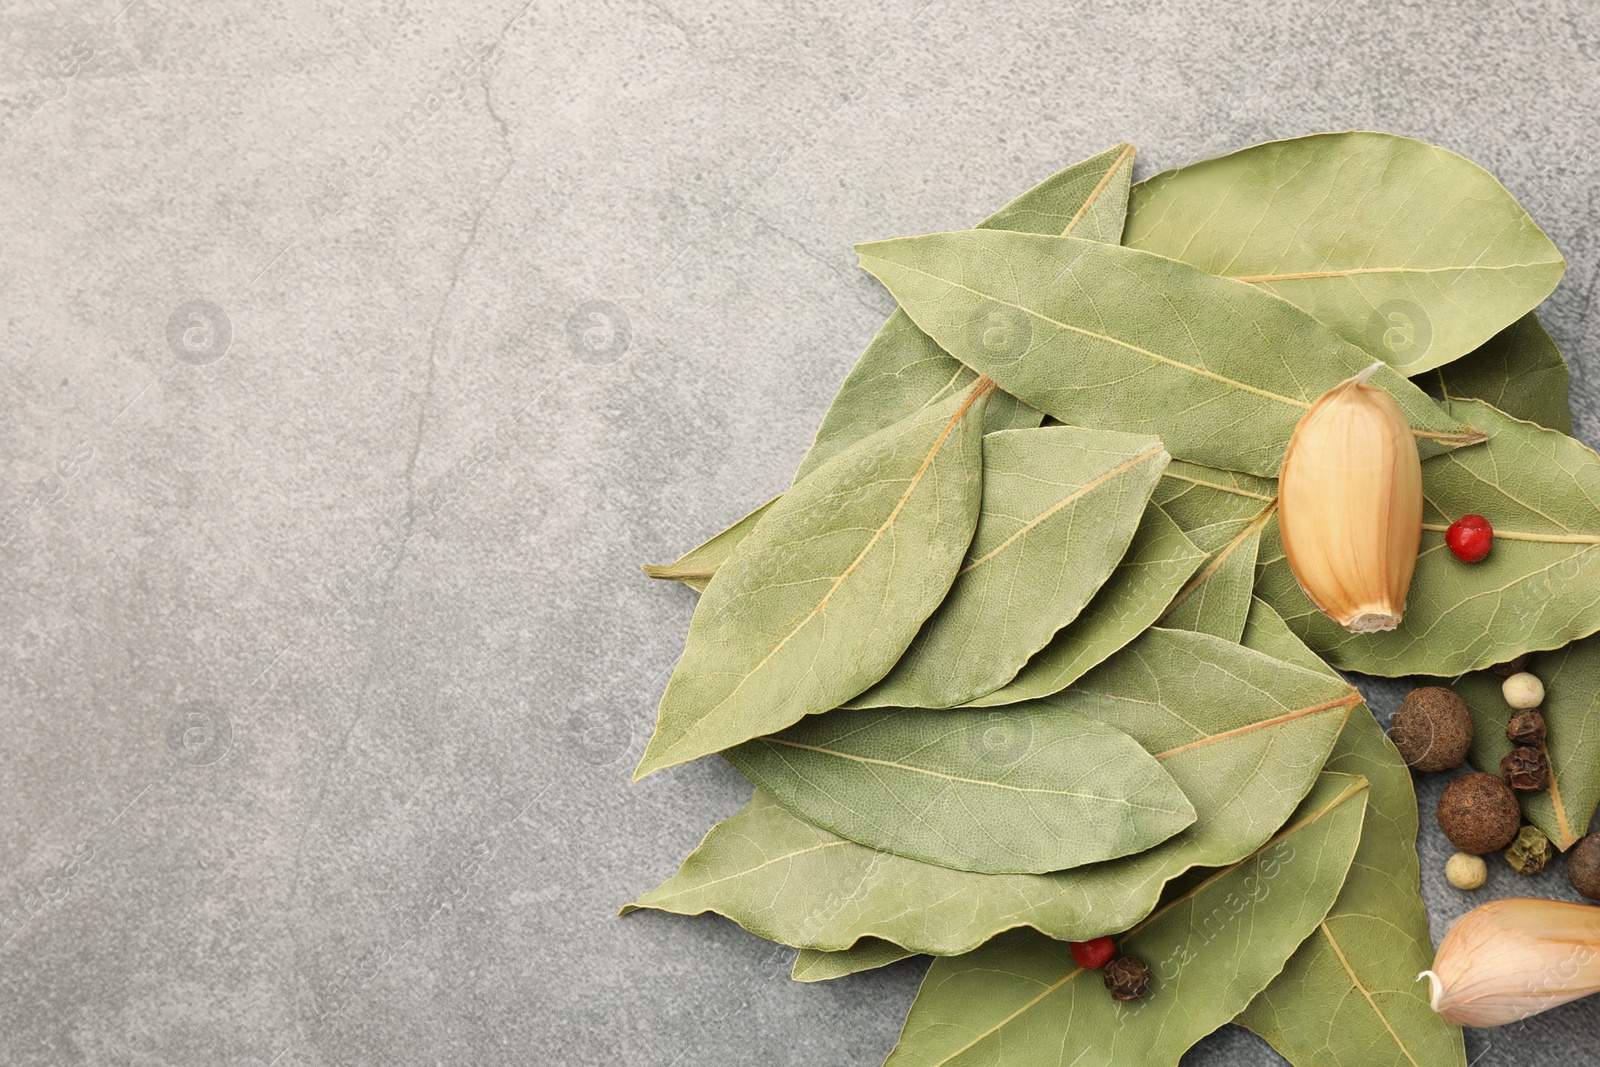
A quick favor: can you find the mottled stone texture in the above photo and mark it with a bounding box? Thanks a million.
[1,1,1598,1064]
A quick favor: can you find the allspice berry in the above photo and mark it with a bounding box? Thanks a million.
[1103,955,1150,1001]
[1500,745,1550,791]
[1489,653,1532,678]
[1438,773,1522,854]
[1506,709,1546,747]
[1568,834,1600,901]
[1445,851,1487,890]
[1390,687,1474,771]
[1504,825,1555,876]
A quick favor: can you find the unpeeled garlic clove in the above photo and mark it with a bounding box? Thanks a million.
[1421,897,1600,1027]
[1278,364,1423,633]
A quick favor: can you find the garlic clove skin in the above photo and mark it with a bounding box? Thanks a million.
[1278,364,1423,634]
[1421,897,1600,1027]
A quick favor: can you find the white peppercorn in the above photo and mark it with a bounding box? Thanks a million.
[1502,672,1545,710]
[1446,852,1487,890]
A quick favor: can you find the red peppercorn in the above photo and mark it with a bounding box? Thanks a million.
[1070,936,1116,969]
[1445,515,1493,563]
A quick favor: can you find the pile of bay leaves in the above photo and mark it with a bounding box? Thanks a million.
[629,133,1597,1066]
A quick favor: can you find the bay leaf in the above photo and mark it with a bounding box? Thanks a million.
[1238,599,1466,1067]
[1458,637,1600,850]
[625,630,1356,954]
[855,230,1482,477]
[882,772,1369,1067]
[850,426,1168,709]
[1124,131,1565,375]
[1150,460,1276,556]
[1257,399,1600,677]
[793,143,1136,484]
[1423,311,1573,434]
[964,501,1204,706]
[635,381,991,778]
[723,704,1194,875]
[642,495,777,592]
[1156,509,1270,642]
[792,939,915,983]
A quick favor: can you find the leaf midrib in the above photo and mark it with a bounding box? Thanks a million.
[1232,261,1561,284]
[752,736,1154,803]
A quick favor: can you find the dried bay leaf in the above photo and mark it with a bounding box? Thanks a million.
[792,939,915,983]
[723,705,1194,875]
[634,382,991,778]
[1459,637,1600,850]
[1257,399,1600,677]
[1124,132,1565,375]
[1237,599,1465,1067]
[850,426,1168,709]
[882,773,1369,1067]
[964,502,1204,706]
[1424,311,1573,434]
[855,230,1481,477]
[1157,507,1271,643]
[642,495,777,592]
[793,143,1136,484]
[625,631,1356,954]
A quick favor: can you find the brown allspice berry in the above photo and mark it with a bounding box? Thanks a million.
[1437,772,1522,854]
[1501,745,1551,791]
[1489,653,1533,678]
[1390,687,1474,771]
[1506,709,1546,747]
[1568,834,1600,901]
[1103,955,1150,1001]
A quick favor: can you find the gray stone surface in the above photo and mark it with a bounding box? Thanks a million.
[2,0,1599,1063]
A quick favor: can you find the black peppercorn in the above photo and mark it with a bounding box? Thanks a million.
[1489,653,1533,678]
[1506,709,1546,747]
[1501,746,1550,791]
[1103,955,1150,1001]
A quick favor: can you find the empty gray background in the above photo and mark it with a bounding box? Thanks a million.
[3,0,1599,1063]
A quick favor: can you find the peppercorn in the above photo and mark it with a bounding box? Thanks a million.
[1437,773,1521,854]
[1070,936,1116,970]
[1489,653,1532,678]
[1445,514,1494,562]
[1501,745,1550,791]
[1568,834,1600,901]
[1502,672,1545,710]
[1504,825,1555,876]
[1103,955,1150,1001]
[1445,851,1487,890]
[1506,709,1546,747]
[1389,687,1474,771]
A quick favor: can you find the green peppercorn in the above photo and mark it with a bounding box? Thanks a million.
[1504,825,1555,876]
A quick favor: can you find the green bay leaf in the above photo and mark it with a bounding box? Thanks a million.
[635,382,991,777]
[1157,510,1269,642]
[851,426,1168,709]
[793,143,1136,483]
[792,939,915,983]
[1424,311,1573,434]
[1124,131,1565,375]
[1459,638,1600,850]
[1257,399,1600,677]
[855,230,1481,477]
[1237,599,1465,1067]
[965,501,1204,706]
[883,772,1369,1067]
[724,704,1194,875]
[625,630,1355,954]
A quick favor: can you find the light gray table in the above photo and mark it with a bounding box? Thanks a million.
[3,1,1598,1063]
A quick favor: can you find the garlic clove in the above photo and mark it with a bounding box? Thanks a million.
[1421,897,1600,1027]
[1278,363,1423,634]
